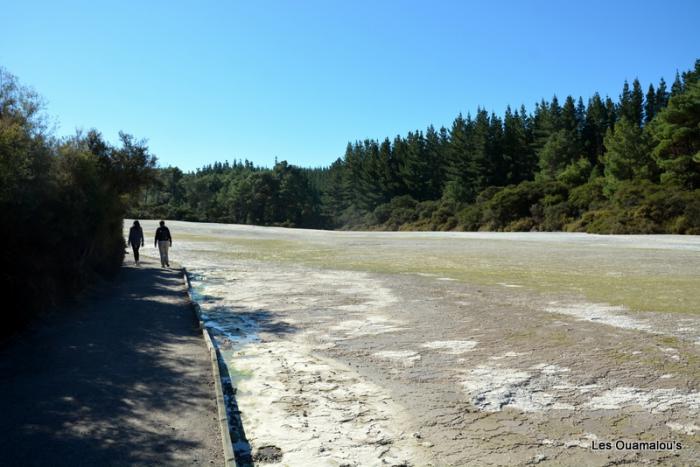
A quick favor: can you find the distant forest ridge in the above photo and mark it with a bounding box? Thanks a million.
[131,59,700,234]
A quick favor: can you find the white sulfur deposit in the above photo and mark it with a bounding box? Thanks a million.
[373,350,421,367]
[421,340,478,354]
[544,302,652,332]
[585,387,700,413]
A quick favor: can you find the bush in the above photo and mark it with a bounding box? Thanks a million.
[570,181,700,234]
[557,158,592,187]
[372,203,393,224]
[442,180,472,204]
[542,202,572,231]
[504,218,536,231]
[457,205,483,231]
[385,207,418,230]
[568,177,606,214]
[338,205,368,229]
[481,180,567,230]
[416,200,439,220]
[0,69,156,335]
[683,194,700,234]
[389,195,418,210]
[430,204,456,229]
[585,209,661,234]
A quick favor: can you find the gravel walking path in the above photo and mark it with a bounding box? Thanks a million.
[0,259,223,466]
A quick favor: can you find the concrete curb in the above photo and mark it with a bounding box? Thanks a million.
[182,268,237,467]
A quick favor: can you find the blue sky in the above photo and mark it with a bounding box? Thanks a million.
[2,0,699,171]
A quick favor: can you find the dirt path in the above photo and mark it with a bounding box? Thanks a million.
[0,259,223,466]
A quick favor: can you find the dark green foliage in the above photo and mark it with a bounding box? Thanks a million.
[131,160,323,228]
[400,131,432,201]
[424,126,446,199]
[538,130,581,179]
[561,96,580,134]
[649,80,700,189]
[630,79,645,127]
[574,181,700,234]
[481,182,543,230]
[368,196,419,230]
[568,177,606,215]
[502,106,536,183]
[557,158,593,188]
[645,84,656,123]
[618,79,644,127]
[0,68,155,334]
[671,71,684,97]
[131,59,699,236]
[602,117,656,193]
[582,93,608,165]
[445,112,481,202]
[479,180,568,231]
[655,78,669,113]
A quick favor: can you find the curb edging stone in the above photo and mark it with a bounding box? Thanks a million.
[182,268,237,467]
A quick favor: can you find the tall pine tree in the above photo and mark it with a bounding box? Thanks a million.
[645,84,656,123]
[650,80,700,189]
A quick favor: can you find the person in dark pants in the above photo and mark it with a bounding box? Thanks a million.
[128,220,145,264]
[154,221,173,268]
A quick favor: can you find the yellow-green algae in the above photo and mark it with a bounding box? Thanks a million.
[178,232,699,315]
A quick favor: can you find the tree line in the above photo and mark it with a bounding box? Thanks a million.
[132,59,699,235]
[2,60,696,332]
[0,68,156,335]
[6,60,694,334]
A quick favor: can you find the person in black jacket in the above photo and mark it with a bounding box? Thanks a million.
[154,220,173,268]
[128,220,145,263]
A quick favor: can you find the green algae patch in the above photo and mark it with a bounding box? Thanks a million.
[201,234,699,315]
[227,366,254,383]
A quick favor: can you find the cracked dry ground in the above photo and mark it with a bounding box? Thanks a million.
[196,263,699,466]
[331,273,699,466]
[133,221,699,466]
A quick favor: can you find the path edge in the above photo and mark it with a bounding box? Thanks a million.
[182,267,237,467]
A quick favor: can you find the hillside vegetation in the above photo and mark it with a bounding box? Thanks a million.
[132,60,700,234]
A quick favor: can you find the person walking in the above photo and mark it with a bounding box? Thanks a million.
[154,221,173,268]
[128,220,145,264]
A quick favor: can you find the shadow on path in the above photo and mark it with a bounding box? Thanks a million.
[0,259,222,466]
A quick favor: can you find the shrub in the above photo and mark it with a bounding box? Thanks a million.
[1,68,155,336]
[372,203,393,224]
[416,200,439,220]
[504,218,535,231]
[457,205,483,231]
[568,177,606,214]
[430,204,456,228]
[557,158,592,187]
[542,202,572,231]
[384,207,418,230]
[481,181,567,230]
